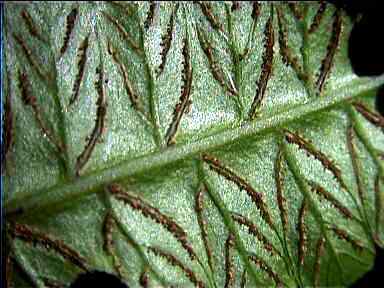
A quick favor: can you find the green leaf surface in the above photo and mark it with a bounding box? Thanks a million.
[3,2,384,287]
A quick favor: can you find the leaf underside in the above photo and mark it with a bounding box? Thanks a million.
[3,2,384,287]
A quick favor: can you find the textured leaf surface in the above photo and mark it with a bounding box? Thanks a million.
[3,2,384,287]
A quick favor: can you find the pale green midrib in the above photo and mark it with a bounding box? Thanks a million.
[6,75,384,216]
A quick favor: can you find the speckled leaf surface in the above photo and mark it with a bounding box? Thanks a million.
[3,2,384,287]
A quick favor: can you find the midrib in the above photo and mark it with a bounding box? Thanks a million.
[6,75,384,216]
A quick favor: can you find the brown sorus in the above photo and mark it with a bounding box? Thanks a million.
[20,9,45,43]
[238,1,260,61]
[13,34,46,80]
[197,1,224,33]
[107,41,145,115]
[331,226,364,252]
[102,212,115,253]
[224,234,235,288]
[288,2,304,21]
[102,12,143,55]
[309,1,328,34]
[69,35,89,106]
[284,130,347,190]
[252,1,261,20]
[102,212,124,279]
[10,222,88,271]
[298,198,308,266]
[202,154,276,231]
[144,1,157,30]
[232,212,281,257]
[165,38,193,146]
[316,10,342,93]
[276,7,306,82]
[353,102,384,128]
[249,254,283,287]
[139,268,149,288]
[196,27,237,96]
[249,14,274,119]
[108,184,197,261]
[60,8,78,56]
[308,180,353,219]
[149,247,205,288]
[158,4,179,76]
[75,64,107,176]
[18,71,65,153]
[231,1,240,12]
